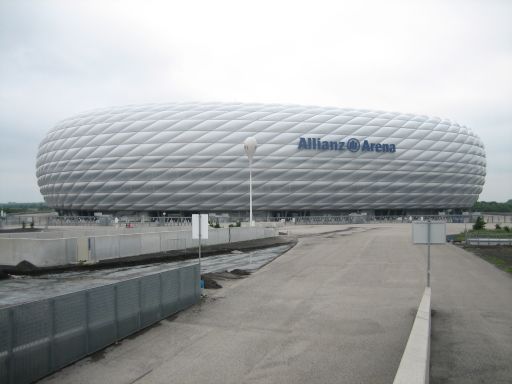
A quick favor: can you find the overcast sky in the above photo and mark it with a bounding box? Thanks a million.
[1,0,511,203]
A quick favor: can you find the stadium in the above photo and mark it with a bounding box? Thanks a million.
[36,102,486,218]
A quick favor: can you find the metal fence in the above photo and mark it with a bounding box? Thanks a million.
[2,213,511,229]
[0,215,193,227]
[270,214,484,225]
[465,232,512,246]
[0,264,200,384]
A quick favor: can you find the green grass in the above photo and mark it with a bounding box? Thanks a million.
[454,229,512,242]
[471,229,511,235]
[460,245,512,274]
[485,256,506,266]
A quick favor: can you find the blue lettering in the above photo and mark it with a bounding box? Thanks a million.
[297,137,396,153]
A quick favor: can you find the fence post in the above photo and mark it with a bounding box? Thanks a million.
[85,291,90,353]
[114,285,119,341]
[49,299,55,372]
[137,279,142,329]
[158,273,163,319]
[7,308,14,384]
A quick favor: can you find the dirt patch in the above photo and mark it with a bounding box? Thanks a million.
[459,245,512,273]
[15,260,38,272]
[230,269,251,276]
[164,313,179,322]
[207,272,245,280]
[201,270,252,289]
[201,274,222,289]
[89,349,107,362]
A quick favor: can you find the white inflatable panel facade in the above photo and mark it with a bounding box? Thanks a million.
[36,103,486,213]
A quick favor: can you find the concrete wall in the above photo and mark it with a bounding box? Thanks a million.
[0,227,277,267]
[0,238,77,267]
[0,225,191,239]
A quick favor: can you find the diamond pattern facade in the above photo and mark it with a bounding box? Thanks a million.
[36,102,486,213]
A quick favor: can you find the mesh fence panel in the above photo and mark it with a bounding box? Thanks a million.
[116,279,141,339]
[53,292,87,369]
[0,309,11,384]
[179,264,200,310]
[12,300,52,384]
[140,275,161,328]
[161,269,180,317]
[0,263,199,384]
[87,285,117,352]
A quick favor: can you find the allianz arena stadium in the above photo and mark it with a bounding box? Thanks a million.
[36,102,486,216]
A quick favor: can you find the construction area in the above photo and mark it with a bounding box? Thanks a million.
[0,223,509,383]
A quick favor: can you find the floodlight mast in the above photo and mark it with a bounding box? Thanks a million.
[244,137,257,227]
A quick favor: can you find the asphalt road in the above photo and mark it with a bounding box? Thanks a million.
[41,225,427,384]
[40,224,511,384]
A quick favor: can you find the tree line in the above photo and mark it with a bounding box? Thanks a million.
[473,199,512,213]
[0,202,50,214]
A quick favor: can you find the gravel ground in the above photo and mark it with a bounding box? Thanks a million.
[458,245,512,273]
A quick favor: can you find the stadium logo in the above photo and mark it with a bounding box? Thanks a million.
[347,138,360,152]
[298,137,396,153]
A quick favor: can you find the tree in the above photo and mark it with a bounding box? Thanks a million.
[473,216,486,230]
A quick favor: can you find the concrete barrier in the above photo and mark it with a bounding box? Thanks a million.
[0,227,278,268]
[393,287,431,384]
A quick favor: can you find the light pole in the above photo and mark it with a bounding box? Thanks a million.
[244,137,257,227]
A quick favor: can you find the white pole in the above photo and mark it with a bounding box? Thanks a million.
[427,220,431,288]
[249,159,253,227]
[198,214,202,270]
[243,137,257,228]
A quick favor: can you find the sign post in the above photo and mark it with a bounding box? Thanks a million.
[412,220,446,287]
[192,214,209,269]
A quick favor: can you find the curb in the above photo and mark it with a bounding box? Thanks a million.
[393,287,431,384]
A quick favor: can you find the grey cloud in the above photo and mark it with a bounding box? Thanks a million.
[0,0,511,202]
